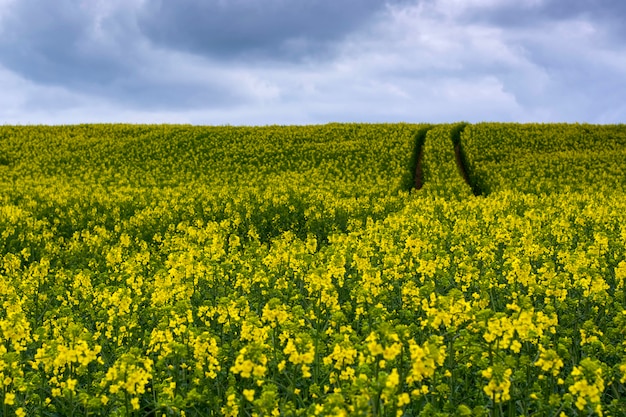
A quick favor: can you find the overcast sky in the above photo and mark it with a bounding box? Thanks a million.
[1,0,625,125]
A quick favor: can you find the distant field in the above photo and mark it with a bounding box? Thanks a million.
[1,123,625,416]
[461,123,626,195]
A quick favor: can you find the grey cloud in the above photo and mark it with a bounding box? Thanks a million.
[0,0,242,110]
[0,0,135,85]
[409,0,626,120]
[515,41,626,113]
[1,0,625,124]
[0,0,409,110]
[454,0,626,36]
[135,0,406,60]
[102,78,240,111]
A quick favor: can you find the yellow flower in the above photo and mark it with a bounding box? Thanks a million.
[367,340,384,357]
[131,397,140,410]
[66,378,78,392]
[397,392,410,407]
[535,346,564,376]
[386,369,400,388]
[324,343,357,370]
[405,337,446,384]
[383,343,402,361]
[568,358,604,413]
[482,367,512,403]
[253,365,267,378]
[4,392,15,405]
[243,389,255,402]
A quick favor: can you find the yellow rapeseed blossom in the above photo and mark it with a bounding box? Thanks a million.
[243,389,255,402]
[482,367,512,403]
[406,337,446,385]
[4,392,15,405]
[324,341,357,370]
[568,358,605,415]
[397,392,410,407]
[535,346,564,376]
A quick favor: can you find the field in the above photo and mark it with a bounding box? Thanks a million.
[1,123,626,416]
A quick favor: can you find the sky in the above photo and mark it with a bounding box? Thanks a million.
[0,0,625,125]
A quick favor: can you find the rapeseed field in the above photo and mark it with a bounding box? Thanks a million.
[1,123,625,416]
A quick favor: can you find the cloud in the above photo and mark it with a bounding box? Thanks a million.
[376,0,626,121]
[0,0,625,124]
[0,0,405,110]
[0,0,133,85]
[428,0,626,33]
[135,0,403,61]
[0,0,403,88]
[0,65,106,124]
[0,0,246,110]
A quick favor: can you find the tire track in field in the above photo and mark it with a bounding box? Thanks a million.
[412,126,432,190]
[415,122,484,198]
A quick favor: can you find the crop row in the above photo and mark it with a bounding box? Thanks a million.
[419,123,472,198]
